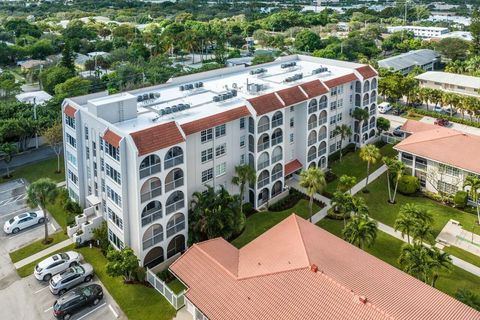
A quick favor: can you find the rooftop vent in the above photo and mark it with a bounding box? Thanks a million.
[159,103,191,116]
[179,81,203,91]
[312,67,329,75]
[213,89,237,103]
[281,61,297,69]
[250,68,267,75]
[310,264,318,273]
[284,73,303,83]
[137,92,160,103]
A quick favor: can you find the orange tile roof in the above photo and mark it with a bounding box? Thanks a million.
[275,86,308,107]
[324,73,358,88]
[247,93,285,115]
[356,65,378,79]
[63,105,77,118]
[284,159,303,176]
[181,106,250,135]
[102,129,122,148]
[130,121,184,156]
[395,120,480,174]
[170,215,480,320]
[299,79,329,98]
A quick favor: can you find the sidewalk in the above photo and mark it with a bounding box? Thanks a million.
[286,179,332,224]
[350,164,387,195]
[13,238,73,269]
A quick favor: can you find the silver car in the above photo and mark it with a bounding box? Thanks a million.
[49,263,94,295]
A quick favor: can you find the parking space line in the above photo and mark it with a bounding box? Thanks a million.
[44,306,53,313]
[34,286,50,294]
[76,302,107,320]
[108,304,119,318]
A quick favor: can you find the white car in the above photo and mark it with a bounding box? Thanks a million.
[3,210,45,234]
[433,105,443,113]
[34,251,83,281]
[377,102,392,114]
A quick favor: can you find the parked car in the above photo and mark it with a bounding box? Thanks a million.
[3,210,45,234]
[392,108,405,116]
[433,105,443,113]
[441,107,457,115]
[434,118,450,127]
[377,102,392,114]
[49,263,94,295]
[392,126,404,137]
[34,251,83,281]
[53,284,103,320]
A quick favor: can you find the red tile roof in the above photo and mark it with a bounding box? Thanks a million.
[170,215,480,320]
[299,80,329,98]
[102,129,122,148]
[324,73,358,88]
[181,106,250,136]
[395,120,480,174]
[356,65,378,79]
[275,86,307,107]
[284,159,303,176]
[63,105,77,118]
[247,93,285,116]
[130,121,184,156]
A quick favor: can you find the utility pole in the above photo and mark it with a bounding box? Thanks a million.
[33,97,38,149]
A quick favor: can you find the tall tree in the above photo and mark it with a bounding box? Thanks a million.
[0,143,17,178]
[27,178,58,244]
[398,243,432,283]
[231,164,257,218]
[394,211,416,244]
[342,213,378,249]
[359,144,380,191]
[299,167,326,222]
[464,175,480,224]
[383,157,405,203]
[428,247,452,287]
[61,41,75,74]
[106,247,139,282]
[42,123,63,173]
[471,10,480,55]
[332,124,352,161]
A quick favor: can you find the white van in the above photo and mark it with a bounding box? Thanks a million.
[378,102,392,114]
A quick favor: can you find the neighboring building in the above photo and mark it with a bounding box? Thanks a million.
[378,49,441,75]
[62,55,379,267]
[17,59,46,71]
[169,214,480,320]
[387,26,449,38]
[395,120,480,196]
[415,71,480,97]
[226,57,254,67]
[15,90,52,105]
[432,31,473,42]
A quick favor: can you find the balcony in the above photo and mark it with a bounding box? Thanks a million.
[141,186,162,203]
[308,138,317,146]
[369,109,375,116]
[165,178,184,193]
[164,155,183,170]
[143,232,163,250]
[166,200,184,215]
[308,106,318,114]
[363,100,369,107]
[271,136,283,146]
[258,160,270,171]
[258,141,270,152]
[308,122,317,130]
[319,102,327,110]
[362,125,368,133]
[272,119,283,128]
[402,158,413,167]
[249,142,255,153]
[258,177,270,189]
[319,117,327,125]
[140,164,161,179]
[415,162,427,171]
[271,171,282,181]
[308,153,316,162]
[258,123,270,133]
[369,122,376,129]
[318,148,326,156]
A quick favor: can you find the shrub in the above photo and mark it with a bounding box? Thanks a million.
[268,188,324,212]
[135,266,146,282]
[157,269,175,283]
[328,143,355,162]
[453,191,468,208]
[397,175,420,195]
[242,202,256,217]
[325,170,337,183]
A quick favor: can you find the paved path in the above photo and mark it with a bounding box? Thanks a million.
[350,164,387,195]
[286,179,331,224]
[0,146,59,173]
[13,238,73,269]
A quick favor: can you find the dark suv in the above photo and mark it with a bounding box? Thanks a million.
[53,284,103,320]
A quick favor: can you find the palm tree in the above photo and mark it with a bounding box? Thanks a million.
[27,178,58,244]
[428,247,452,287]
[232,164,257,218]
[411,223,435,245]
[399,243,432,283]
[391,160,405,203]
[0,143,17,178]
[337,174,357,194]
[299,167,326,222]
[464,175,480,224]
[342,213,378,249]
[332,124,352,161]
[350,196,369,216]
[455,289,480,311]
[394,211,416,244]
[331,191,352,227]
[400,203,433,226]
[359,144,380,192]
[430,89,442,108]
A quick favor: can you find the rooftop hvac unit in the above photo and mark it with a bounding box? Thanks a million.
[284,73,303,83]
[247,83,264,93]
[179,85,185,91]
[312,67,329,75]
[250,68,267,75]
[137,95,144,102]
[172,105,179,112]
[165,107,172,114]
[281,61,297,69]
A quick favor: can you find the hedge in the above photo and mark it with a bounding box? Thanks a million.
[397,175,420,195]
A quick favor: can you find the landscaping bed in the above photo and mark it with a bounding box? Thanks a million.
[9,231,68,263]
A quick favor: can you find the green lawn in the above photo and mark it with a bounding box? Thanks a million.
[361,173,478,237]
[326,144,398,193]
[46,192,71,229]
[231,199,320,248]
[76,247,176,320]
[443,246,480,269]
[0,156,65,184]
[167,278,187,294]
[317,218,480,298]
[16,244,76,278]
[9,231,68,263]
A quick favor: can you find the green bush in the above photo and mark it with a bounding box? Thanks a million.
[157,269,175,283]
[242,202,256,217]
[453,191,468,208]
[268,188,324,212]
[397,175,420,195]
[135,266,146,282]
[328,143,355,162]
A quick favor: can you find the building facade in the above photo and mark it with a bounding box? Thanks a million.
[387,26,449,38]
[62,55,378,267]
[378,49,440,76]
[415,71,480,98]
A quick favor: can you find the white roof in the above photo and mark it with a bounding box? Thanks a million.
[415,72,480,90]
[15,91,52,105]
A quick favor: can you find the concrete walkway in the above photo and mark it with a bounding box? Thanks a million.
[13,238,73,269]
[350,164,387,195]
[286,179,331,224]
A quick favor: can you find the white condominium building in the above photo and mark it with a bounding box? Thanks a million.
[387,26,449,39]
[62,55,378,268]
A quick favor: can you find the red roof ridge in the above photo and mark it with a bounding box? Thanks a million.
[297,85,308,98]
[273,92,286,106]
[194,239,239,279]
[291,214,312,266]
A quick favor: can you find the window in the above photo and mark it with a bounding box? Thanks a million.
[240,135,245,148]
[289,118,294,128]
[106,164,121,184]
[102,199,106,213]
[92,141,96,157]
[330,85,343,96]
[106,142,120,161]
[86,146,90,160]
[330,115,336,125]
[337,113,343,122]
[215,124,226,138]
[201,128,213,143]
[290,133,294,143]
[215,143,226,157]
[108,228,124,249]
[100,158,104,171]
[201,168,213,183]
[329,143,337,153]
[101,178,105,192]
[66,133,76,148]
[330,101,337,111]
[107,186,122,207]
[215,162,226,177]
[93,162,97,177]
[240,154,246,165]
[437,181,458,195]
[201,148,213,163]
[99,137,103,151]
[84,126,89,140]
[66,151,77,167]
[438,164,460,177]
[290,106,295,112]
[240,118,245,129]
[108,207,123,230]
[336,141,342,149]
[68,170,78,185]
[65,115,75,129]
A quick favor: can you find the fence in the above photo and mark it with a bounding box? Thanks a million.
[381,133,403,144]
[146,268,185,310]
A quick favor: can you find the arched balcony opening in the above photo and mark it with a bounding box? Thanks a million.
[272,111,283,128]
[318,126,327,141]
[143,247,164,269]
[257,170,270,189]
[318,156,327,169]
[271,163,283,182]
[355,94,361,107]
[371,78,378,90]
[308,99,318,114]
[248,134,255,152]
[370,90,377,104]
[318,141,327,156]
[257,188,269,206]
[164,146,184,170]
[355,81,362,93]
[271,181,283,198]
[258,116,270,133]
[258,152,270,171]
[369,116,376,130]
[363,80,370,92]
[319,96,327,110]
[142,224,163,250]
[308,114,317,130]
[165,168,184,193]
[141,201,162,227]
[363,93,370,107]
[308,130,317,146]
[369,129,376,138]
[370,103,376,116]
[257,133,270,152]
[166,191,184,215]
[309,162,316,168]
[272,146,282,164]
[166,212,185,238]
[139,154,161,179]
[140,177,162,203]
[308,146,317,162]
[167,234,185,259]
[271,128,283,146]
[319,110,327,125]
